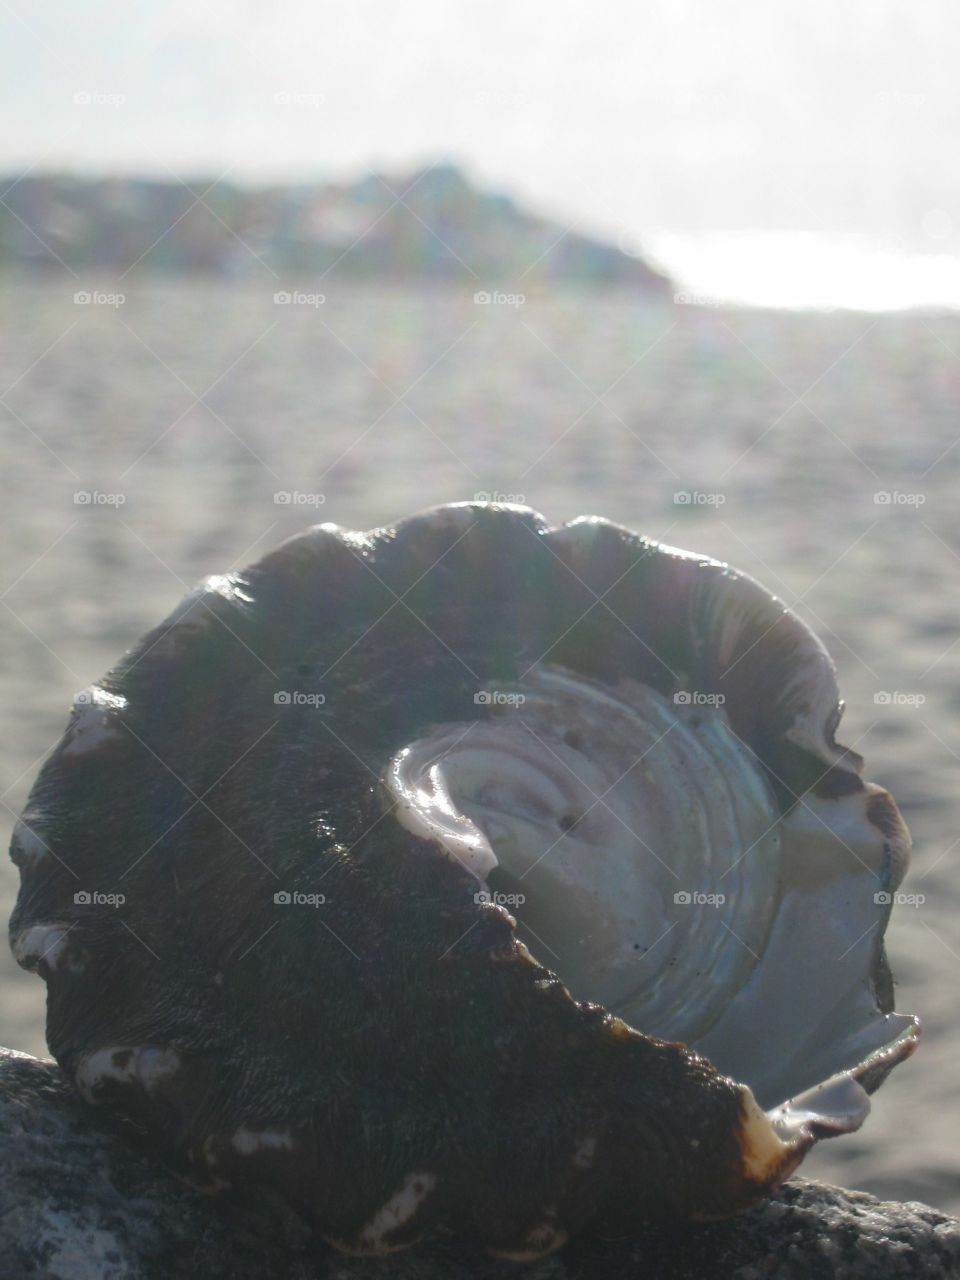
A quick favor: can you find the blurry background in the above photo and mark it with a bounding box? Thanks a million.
[2,0,958,1213]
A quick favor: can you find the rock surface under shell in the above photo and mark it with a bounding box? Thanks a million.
[2,1048,958,1280]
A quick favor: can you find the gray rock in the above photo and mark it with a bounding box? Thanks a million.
[1,1046,958,1279]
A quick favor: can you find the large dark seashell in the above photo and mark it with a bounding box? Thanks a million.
[9,503,918,1258]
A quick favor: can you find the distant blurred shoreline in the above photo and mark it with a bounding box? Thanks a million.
[4,166,960,312]
[0,164,671,293]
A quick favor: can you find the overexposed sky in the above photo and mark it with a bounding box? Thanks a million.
[3,0,957,249]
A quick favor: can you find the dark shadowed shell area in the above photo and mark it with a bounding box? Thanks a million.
[9,503,918,1259]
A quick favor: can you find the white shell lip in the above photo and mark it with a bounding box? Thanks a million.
[766,1073,872,1145]
[766,1017,920,1145]
[385,744,498,881]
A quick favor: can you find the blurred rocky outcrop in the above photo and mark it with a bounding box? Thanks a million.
[0,165,670,291]
[1,1047,957,1280]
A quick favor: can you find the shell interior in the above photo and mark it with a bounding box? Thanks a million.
[386,663,916,1111]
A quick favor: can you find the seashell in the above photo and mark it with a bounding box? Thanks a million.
[8,502,919,1258]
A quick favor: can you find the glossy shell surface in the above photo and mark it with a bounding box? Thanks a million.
[9,503,918,1257]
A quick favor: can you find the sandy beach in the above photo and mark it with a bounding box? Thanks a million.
[2,277,958,1212]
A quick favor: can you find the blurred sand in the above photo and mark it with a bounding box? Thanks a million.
[1,278,958,1210]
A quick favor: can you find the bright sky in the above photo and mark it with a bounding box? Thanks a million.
[4,1,959,306]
